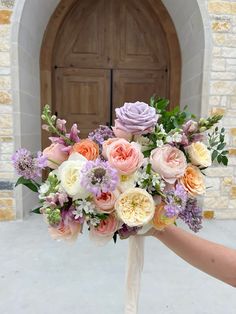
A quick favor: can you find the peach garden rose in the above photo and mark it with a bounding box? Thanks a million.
[152,202,177,231]
[94,190,120,214]
[150,144,187,184]
[180,164,205,197]
[106,138,144,175]
[89,214,120,245]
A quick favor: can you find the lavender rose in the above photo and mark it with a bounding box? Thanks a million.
[115,101,159,135]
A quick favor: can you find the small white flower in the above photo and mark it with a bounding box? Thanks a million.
[156,139,164,147]
[159,124,166,134]
[90,217,101,226]
[39,182,50,195]
[76,199,96,215]
[72,208,83,220]
[172,132,182,143]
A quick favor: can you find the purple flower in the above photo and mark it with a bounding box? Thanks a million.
[179,198,203,233]
[68,124,80,143]
[12,148,47,180]
[183,120,198,134]
[81,159,119,196]
[164,183,188,217]
[115,102,159,135]
[88,125,114,147]
[118,224,140,239]
[56,119,67,133]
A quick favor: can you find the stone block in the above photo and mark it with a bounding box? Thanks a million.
[229,148,236,156]
[205,177,221,190]
[229,199,236,208]
[204,196,228,209]
[0,10,11,24]
[212,58,225,71]
[0,76,10,89]
[230,128,236,136]
[0,197,13,207]
[205,167,234,177]
[0,114,12,128]
[0,191,13,197]
[212,47,221,57]
[0,207,15,221]
[212,20,231,32]
[223,177,233,186]
[231,186,236,199]
[210,80,236,95]
[211,71,236,80]
[230,96,236,108]
[0,51,9,66]
[209,96,221,106]
[0,1,15,9]
[211,107,226,116]
[208,2,232,14]
[222,47,236,58]
[0,91,11,104]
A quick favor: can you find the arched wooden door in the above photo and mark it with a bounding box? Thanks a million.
[41,0,181,141]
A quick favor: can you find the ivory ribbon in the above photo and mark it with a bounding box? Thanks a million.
[124,236,145,314]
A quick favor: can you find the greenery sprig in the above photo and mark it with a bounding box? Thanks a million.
[208,126,228,166]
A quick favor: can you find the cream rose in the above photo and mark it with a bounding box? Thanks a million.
[150,144,187,184]
[187,142,212,167]
[58,152,90,200]
[115,188,155,227]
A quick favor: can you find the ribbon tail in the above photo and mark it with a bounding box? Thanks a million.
[124,235,145,314]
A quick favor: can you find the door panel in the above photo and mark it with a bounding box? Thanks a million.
[112,69,168,120]
[54,68,110,138]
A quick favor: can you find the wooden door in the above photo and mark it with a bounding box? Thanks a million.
[54,68,110,138]
[52,0,173,138]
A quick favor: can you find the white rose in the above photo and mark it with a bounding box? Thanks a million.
[118,172,139,193]
[58,152,90,200]
[187,142,212,168]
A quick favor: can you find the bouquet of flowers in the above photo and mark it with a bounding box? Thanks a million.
[12,97,228,244]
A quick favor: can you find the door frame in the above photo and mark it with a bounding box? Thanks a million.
[40,0,181,148]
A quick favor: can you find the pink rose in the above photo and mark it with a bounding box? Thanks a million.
[48,218,82,242]
[150,144,187,184]
[43,143,68,169]
[102,138,119,159]
[106,138,144,175]
[94,190,120,214]
[89,214,120,246]
[112,120,132,141]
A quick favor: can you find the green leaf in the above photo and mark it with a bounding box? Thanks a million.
[15,177,38,193]
[146,163,152,175]
[217,155,222,163]
[113,231,118,244]
[143,150,152,158]
[221,156,228,166]
[217,143,226,150]
[212,150,218,161]
[221,150,229,156]
[32,207,42,214]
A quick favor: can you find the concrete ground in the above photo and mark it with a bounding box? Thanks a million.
[0,215,236,314]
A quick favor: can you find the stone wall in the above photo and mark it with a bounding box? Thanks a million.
[0,0,15,220]
[205,0,236,218]
[1,0,236,221]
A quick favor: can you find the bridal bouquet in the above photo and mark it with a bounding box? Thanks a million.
[12,97,228,244]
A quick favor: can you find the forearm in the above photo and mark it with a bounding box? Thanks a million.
[154,225,236,287]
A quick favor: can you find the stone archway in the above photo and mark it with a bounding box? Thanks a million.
[11,0,210,217]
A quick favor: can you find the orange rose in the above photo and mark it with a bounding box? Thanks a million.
[152,202,176,231]
[180,164,205,197]
[71,139,99,160]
